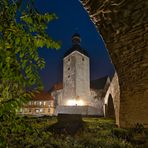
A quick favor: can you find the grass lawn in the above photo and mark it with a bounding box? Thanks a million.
[1,116,148,147]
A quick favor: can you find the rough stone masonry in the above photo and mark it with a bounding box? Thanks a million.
[80,0,148,127]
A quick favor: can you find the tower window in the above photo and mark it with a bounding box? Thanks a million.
[82,58,84,61]
[68,67,70,71]
[68,75,70,78]
[68,58,70,62]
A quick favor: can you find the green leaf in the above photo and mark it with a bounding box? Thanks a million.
[0,1,61,144]
[15,38,20,45]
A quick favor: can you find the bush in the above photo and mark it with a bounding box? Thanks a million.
[132,123,145,134]
[1,117,146,147]
[112,128,131,140]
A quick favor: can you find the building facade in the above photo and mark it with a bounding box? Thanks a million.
[20,91,55,116]
[62,34,90,106]
[52,34,107,116]
[20,34,119,119]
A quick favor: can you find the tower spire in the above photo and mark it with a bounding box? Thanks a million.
[72,33,81,45]
[64,33,89,58]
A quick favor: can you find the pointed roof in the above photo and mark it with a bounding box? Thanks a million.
[90,76,109,90]
[49,82,63,92]
[64,33,89,58]
[32,91,53,101]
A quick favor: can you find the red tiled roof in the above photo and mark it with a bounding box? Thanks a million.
[49,83,63,92]
[54,83,63,90]
[32,91,53,101]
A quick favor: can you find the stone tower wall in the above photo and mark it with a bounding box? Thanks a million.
[75,52,90,101]
[63,54,76,105]
[104,73,120,126]
[63,51,90,105]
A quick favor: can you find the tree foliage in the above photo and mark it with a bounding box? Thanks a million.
[0,0,60,146]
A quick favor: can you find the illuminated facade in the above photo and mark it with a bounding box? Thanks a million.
[62,34,90,106]
[19,91,55,116]
[19,34,116,117]
[51,34,105,116]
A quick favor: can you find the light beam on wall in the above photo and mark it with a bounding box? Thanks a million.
[66,99,85,106]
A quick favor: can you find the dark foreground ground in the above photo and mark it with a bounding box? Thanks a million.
[1,116,148,148]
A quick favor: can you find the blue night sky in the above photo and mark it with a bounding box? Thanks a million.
[35,0,115,90]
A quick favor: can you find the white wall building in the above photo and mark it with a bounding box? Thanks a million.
[19,34,119,119]
[51,34,108,116]
[62,34,90,106]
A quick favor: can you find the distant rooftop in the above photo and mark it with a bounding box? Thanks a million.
[90,76,109,90]
[32,91,53,101]
[49,76,110,92]
[49,83,63,92]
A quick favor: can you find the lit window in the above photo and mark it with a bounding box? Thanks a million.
[44,102,46,105]
[39,101,42,105]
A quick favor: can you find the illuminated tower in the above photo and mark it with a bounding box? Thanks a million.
[62,34,90,106]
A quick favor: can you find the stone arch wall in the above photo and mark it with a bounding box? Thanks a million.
[104,73,120,126]
[81,0,148,127]
[105,94,115,119]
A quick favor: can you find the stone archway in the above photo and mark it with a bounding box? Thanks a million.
[80,0,148,127]
[104,73,120,126]
[105,94,115,119]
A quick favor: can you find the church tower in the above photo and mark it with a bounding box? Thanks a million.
[62,34,90,106]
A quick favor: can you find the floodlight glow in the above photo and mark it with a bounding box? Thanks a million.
[67,99,76,106]
[77,100,84,106]
[66,99,85,106]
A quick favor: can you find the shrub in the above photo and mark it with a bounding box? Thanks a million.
[112,128,131,140]
[132,123,145,134]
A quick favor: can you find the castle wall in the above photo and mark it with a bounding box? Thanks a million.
[63,54,76,105]
[56,106,103,116]
[51,89,63,106]
[104,73,120,126]
[75,52,90,101]
[63,51,90,105]
[90,89,104,115]
[81,0,148,127]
